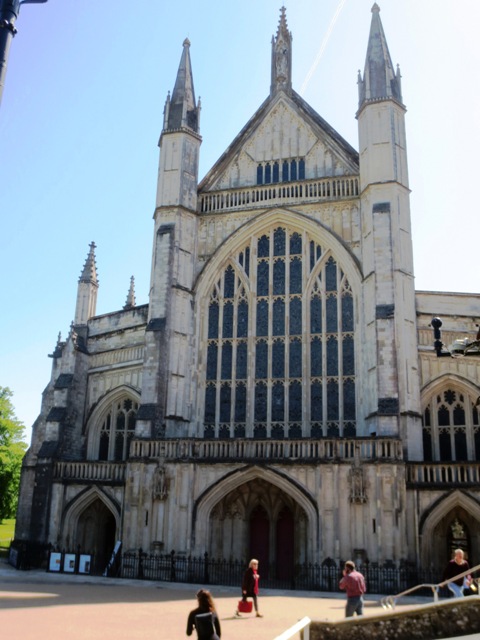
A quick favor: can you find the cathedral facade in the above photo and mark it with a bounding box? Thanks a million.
[15,5,480,576]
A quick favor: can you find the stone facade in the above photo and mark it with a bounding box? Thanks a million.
[15,6,480,579]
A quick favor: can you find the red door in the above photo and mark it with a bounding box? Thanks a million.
[249,506,270,577]
[276,506,294,581]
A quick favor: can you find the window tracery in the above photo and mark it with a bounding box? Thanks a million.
[98,397,138,461]
[202,226,356,438]
[422,388,480,461]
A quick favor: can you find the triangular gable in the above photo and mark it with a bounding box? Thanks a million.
[199,90,359,193]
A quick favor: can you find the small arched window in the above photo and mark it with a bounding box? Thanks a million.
[98,397,138,461]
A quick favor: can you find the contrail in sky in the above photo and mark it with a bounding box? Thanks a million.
[300,0,348,95]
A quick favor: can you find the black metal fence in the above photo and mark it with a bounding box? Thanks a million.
[11,542,452,597]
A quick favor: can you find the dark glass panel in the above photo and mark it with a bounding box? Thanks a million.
[289,257,302,294]
[439,430,452,461]
[438,405,450,426]
[220,385,231,423]
[311,337,322,376]
[343,379,356,420]
[237,300,248,337]
[327,336,338,376]
[473,405,479,426]
[257,261,269,296]
[290,232,302,255]
[272,383,285,422]
[114,432,124,461]
[422,429,432,461]
[289,339,302,378]
[342,293,354,332]
[235,384,247,422]
[290,159,297,181]
[222,302,234,338]
[326,258,337,291]
[265,163,272,184]
[274,228,286,256]
[255,341,268,378]
[311,382,322,421]
[272,299,285,336]
[475,431,480,460]
[99,432,109,461]
[289,383,302,421]
[224,266,235,298]
[255,383,267,422]
[454,430,467,461]
[236,342,247,379]
[273,162,279,183]
[221,342,233,380]
[257,164,263,185]
[342,335,355,376]
[453,404,466,426]
[326,295,338,333]
[204,385,216,423]
[258,234,270,258]
[310,296,322,334]
[299,158,305,179]
[256,300,269,336]
[327,380,339,420]
[282,160,289,182]
[272,341,285,378]
[289,298,302,335]
[273,259,285,295]
[206,344,218,380]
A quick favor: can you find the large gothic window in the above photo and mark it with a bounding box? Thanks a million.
[202,226,356,438]
[98,397,138,461]
[422,388,480,461]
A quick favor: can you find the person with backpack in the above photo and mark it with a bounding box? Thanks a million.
[186,589,221,640]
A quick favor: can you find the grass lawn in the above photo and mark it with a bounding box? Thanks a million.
[0,519,15,558]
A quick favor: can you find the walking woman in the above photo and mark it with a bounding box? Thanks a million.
[186,589,221,640]
[236,558,263,617]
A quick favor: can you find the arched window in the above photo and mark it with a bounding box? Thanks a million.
[422,388,479,461]
[201,226,356,438]
[98,397,138,461]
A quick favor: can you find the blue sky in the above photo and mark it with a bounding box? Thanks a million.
[1,0,480,440]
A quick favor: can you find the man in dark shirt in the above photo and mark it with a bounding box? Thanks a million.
[339,560,366,617]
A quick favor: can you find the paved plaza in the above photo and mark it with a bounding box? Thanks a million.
[0,561,476,640]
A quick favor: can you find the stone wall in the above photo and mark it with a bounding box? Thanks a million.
[308,596,480,640]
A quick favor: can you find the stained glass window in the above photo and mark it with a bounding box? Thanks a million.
[202,226,356,437]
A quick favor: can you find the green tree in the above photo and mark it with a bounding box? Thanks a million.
[0,387,27,521]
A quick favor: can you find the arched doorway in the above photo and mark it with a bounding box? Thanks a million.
[76,498,116,573]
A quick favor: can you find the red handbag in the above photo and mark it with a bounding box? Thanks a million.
[237,599,253,613]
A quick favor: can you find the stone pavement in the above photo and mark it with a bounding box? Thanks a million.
[0,561,477,640]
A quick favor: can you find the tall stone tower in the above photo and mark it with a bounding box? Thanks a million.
[135,39,202,439]
[357,4,422,458]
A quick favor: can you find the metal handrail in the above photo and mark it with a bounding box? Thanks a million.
[381,563,480,609]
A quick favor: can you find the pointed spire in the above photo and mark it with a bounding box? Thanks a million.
[164,38,200,133]
[123,276,136,310]
[271,6,293,96]
[74,242,99,326]
[79,241,98,285]
[358,4,402,108]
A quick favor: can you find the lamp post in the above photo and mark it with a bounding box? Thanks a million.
[430,317,480,358]
[0,0,47,108]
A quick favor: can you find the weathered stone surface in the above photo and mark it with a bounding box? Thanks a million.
[309,596,480,640]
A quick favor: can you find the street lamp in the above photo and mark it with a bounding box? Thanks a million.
[431,317,480,358]
[0,0,47,108]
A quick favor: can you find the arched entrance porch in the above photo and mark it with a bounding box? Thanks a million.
[62,488,120,574]
[420,490,480,570]
[193,466,319,575]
